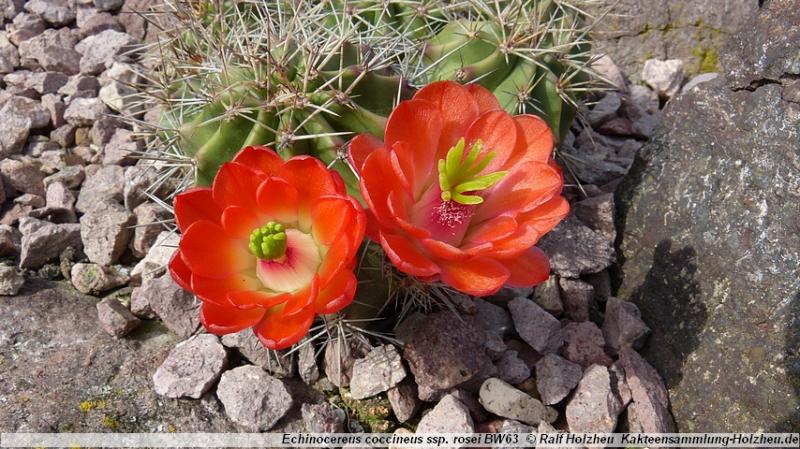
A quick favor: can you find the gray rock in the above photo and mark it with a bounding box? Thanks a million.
[220,330,295,378]
[0,157,45,196]
[24,0,75,26]
[301,402,345,433]
[642,59,685,98]
[5,71,68,95]
[478,378,557,426]
[681,72,719,94]
[496,350,530,384]
[103,128,141,165]
[98,62,140,114]
[402,311,498,401]
[0,108,31,157]
[123,165,168,210]
[7,13,46,46]
[70,263,129,294]
[0,279,239,432]
[130,231,178,283]
[216,365,293,431]
[561,321,612,368]
[558,278,594,322]
[136,273,199,338]
[94,0,125,11]
[50,124,75,146]
[96,296,140,337]
[43,165,84,189]
[387,381,420,423]
[602,297,650,355]
[587,92,622,126]
[75,29,136,74]
[350,344,407,399]
[508,297,562,354]
[416,393,474,434]
[565,364,623,433]
[619,348,676,432]
[590,0,757,81]
[19,218,81,268]
[153,334,227,399]
[609,361,632,408]
[322,337,368,387]
[75,164,124,213]
[59,74,100,97]
[64,97,109,126]
[79,12,124,36]
[297,341,319,385]
[0,225,21,257]
[0,264,25,295]
[43,181,77,222]
[80,201,134,266]
[574,193,615,238]
[130,202,167,258]
[0,0,23,22]
[532,276,563,316]
[472,297,514,338]
[616,0,799,432]
[119,0,153,40]
[17,28,80,74]
[535,353,583,405]
[538,215,615,278]
[129,282,156,319]
[622,85,661,138]
[591,54,626,90]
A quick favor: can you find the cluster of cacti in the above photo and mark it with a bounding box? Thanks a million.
[133,0,605,347]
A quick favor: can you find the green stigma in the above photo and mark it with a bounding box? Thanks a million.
[438,138,508,205]
[249,221,288,260]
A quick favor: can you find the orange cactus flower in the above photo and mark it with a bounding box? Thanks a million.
[350,81,569,297]
[169,146,366,350]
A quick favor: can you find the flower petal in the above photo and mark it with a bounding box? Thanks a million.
[191,272,260,307]
[348,134,384,174]
[200,302,266,335]
[439,256,509,297]
[474,160,563,222]
[499,247,550,287]
[360,148,403,230]
[384,99,443,187]
[221,205,261,240]
[168,249,192,291]
[414,81,480,156]
[317,235,355,286]
[227,289,292,309]
[315,269,357,314]
[279,156,339,210]
[489,223,541,258]
[464,215,518,246]
[518,196,570,236]
[232,145,284,176]
[256,177,299,224]
[466,83,501,114]
[174,187,222,232]
[254,306,315,350]
[379,232,440,277]
[311,195,356,246]
[465,110,518,174]
[212,161,264,210]
[387,189,430,239]
[282,274,319,317]
[180,220,253,278]
[506,114,553,166]
[420,238,468,261]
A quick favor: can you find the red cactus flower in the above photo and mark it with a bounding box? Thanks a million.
[169,146,366,350]
[350,81,568,297]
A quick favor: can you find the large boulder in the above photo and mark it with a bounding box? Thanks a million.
[615,0,799,432]
[591,0,759,81]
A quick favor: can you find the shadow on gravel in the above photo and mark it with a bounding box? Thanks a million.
[627,240,707,389]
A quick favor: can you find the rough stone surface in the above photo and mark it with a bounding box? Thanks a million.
[103,128,141,165]
[70,263,129,294]
[24,0,75,26]
[538,215,615,277]
[0,157,45,197]
[478,378,557,426]
[136,274,199,338]
[96,296,140,337]
[216,365,294,431]
[602,297,650,355]
[130,231,178,282]
[64,97,109,126]
[591,0,758,81]
[130,202,167,258]
[75,164,124,213]
[508,297,562,354]
[18,218,81,268]
[619,348,676,432]
[0,280,239,431]
[642,59,685,98]
[0,265,24,295]
[558,278,594,322]
[402,311,497,401]
[561,322,613,368]
[75,29,136,74]
[565,364,624,433]
[297,343,319,385]
[535,354,583,405]
[152,334,227,399]
[350,345,407,400]
[416,393,474,434]
[17,28,80,74]
[532,275,563,316]
[301,402,345,433]
[220,330,295,378]
[616,0,799,432]
[322,337,367,388]
[496,350,530,384]
[0,225,20,257]
[387,381,420,423]
[80,201,134,266]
